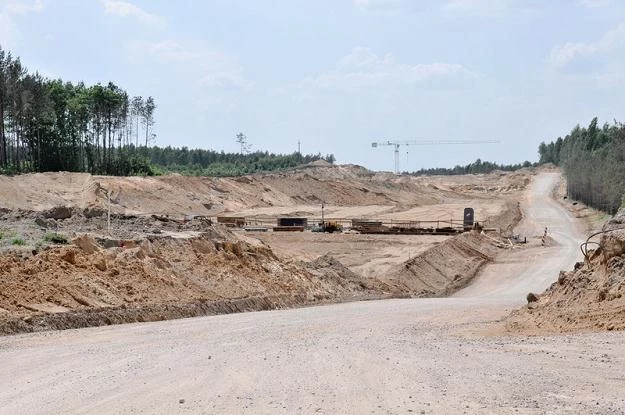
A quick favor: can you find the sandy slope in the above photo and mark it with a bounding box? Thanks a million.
[2,172,623,414]
[0,164,528,223]
[0,165,529,334]
[507,208,625,333]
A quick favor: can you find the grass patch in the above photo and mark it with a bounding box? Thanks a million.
[11,238,26,246]
[44,232,69,244]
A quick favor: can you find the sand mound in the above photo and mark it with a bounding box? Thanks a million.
[507,210,625,334]
[0,228,392,335]
[305,255,395,296]
[0,167,531,334]
[0,167,528,220]
[381,231,500,297]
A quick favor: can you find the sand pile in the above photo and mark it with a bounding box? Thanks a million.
[0,230,391,334]
[381,231,500,297]
[304,254,396,297]
[0,166,530,219]
[507,210,625,333]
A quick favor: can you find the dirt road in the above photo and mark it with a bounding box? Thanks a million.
[1,173,624,414]
[455,172,586,301]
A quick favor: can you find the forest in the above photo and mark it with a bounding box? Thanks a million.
[147,146,335,177]
[408,159,535,176]
[538,118,625,214]
[0,47,156,176]
[0,46,332,177]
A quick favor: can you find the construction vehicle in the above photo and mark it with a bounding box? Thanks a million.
[312,220,343,233]
[322,220,343,233]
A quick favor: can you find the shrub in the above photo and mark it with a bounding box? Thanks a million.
[44,232,69,244]
[11,238,26,246]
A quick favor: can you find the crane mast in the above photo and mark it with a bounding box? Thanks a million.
[371,139,500,174]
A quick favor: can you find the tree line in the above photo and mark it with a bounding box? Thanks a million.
[0,46,336,178]
[0,46,156,175]
[538,117,625,214]
[408,158,535,176]
[148,146,335,177]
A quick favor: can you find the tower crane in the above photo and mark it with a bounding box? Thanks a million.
[371,139,500,175]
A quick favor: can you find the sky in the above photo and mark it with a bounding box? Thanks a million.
[1,0,624,172]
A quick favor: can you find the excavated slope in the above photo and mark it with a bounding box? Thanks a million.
[0,231,394,335]
[507,209,625,333]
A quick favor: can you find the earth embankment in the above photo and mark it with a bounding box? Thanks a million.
[0,164,530,334]
[507,208,625,333]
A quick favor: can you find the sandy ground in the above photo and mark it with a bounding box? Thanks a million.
[0,165,528,334]
[245,232,450,278]
[2,173,623,414]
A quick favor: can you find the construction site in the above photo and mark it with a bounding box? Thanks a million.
[0,161,527,331]
[1,162,625,413]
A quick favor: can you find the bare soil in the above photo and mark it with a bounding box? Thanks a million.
[0,163,530,334]
[507,209,625,334]
[5,172,625,414]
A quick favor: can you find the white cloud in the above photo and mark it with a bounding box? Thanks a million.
[352,0,404,11]
[148,40,197,62]
[304,47,477,90]
[4,0,43,15]
[138,40,252,89]
[442,0,541,17]
[100,0,165,27]
[198,72,252,89]
[577,0,612,8]
[549,22,625,68]
[0,0,45,48]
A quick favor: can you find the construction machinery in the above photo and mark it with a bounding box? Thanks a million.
[322,220,343,233]
[311,220,343,233]
[371,139,500,175]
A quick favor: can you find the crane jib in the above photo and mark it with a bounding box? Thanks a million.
[371,139,500,174]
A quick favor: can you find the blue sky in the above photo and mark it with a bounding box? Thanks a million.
[1,0,624,172]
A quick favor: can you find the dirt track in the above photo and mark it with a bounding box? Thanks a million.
[2,172,624,414]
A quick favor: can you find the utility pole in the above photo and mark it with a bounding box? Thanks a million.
[96,183,111,235]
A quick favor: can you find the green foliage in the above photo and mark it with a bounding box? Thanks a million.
[146,147,335,177]
[0,46,334,178]
[0,231,3,240]
[11,237,26,246]
[408,159,535,176]
[43,232,69,244]
[0,45,157,175]
[538,118,625,214]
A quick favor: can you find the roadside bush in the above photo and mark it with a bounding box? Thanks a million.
[44,232,69,244]
[11,238,26,246]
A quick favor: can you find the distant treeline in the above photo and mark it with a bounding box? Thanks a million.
[538,118,625,214]
[408,158,535,176]
[0,46,156,176]
[148,147,335,176]
[0,46,335,178]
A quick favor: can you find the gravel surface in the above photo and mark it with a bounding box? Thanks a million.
[1,172,624,414]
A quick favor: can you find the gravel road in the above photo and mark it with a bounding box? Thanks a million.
[1,172,624,414]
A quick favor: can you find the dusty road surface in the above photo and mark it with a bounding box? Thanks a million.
[455,172,586,301]
[2,173,625,414]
